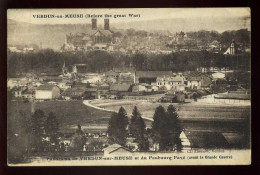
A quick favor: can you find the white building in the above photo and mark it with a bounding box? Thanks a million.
[156,76,185,91]
[224,40,237,55]
[212,72,225,79]
[186,77,202,89]
[35,85,60,100]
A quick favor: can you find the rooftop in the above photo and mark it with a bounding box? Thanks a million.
[103,144,132,154]
[110,83,131,92]
[37,85,59,91]
[135,71,172,78]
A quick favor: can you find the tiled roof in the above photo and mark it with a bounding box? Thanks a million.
[105,70,118,76]
[85,87,98,92]
[62,87,86,96]
[103,144,132,154]
[157,76,183,82]
[87,29,113,37]
[135,71,172,78]
[37,85,58,91]
[110,83,131,92]
[187,77,201,81]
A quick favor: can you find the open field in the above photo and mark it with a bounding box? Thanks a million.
[8,99,250,150]
[8,100,113,133]
[90,99,250,122]
[8,99,250,134]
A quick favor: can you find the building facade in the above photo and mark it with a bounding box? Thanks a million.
[35,85,60,100]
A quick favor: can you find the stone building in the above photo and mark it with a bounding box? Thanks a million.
[62,19,114,51]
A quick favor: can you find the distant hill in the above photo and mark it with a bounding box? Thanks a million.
[8,19,93,50]
[113,17,250,33]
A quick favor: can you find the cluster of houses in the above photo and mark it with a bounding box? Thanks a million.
[57,17,247,55]
[8,65,226,103]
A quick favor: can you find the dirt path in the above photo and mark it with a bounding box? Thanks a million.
[83,100,154,121]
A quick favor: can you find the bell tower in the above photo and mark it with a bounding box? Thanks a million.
[92,19,97,30]
[104,19,110,30]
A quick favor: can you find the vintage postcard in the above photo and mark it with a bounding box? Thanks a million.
[7,8,251,166]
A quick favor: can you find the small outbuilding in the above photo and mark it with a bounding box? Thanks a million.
[103,144,133,156]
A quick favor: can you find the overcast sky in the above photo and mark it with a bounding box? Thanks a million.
[8,8,250,23]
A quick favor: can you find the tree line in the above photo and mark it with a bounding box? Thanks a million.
[107,105,182,151]
[7,49,250,77]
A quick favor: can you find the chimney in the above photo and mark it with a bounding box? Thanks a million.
[92,19,97,30]
[104,19,109,30]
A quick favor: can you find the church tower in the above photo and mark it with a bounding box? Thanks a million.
[230,40,236,55]
[62,61,67,75]
[92,19,97,30]
[104,19,110,30]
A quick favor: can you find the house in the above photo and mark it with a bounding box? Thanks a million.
[156,76,185,91]
[12,86,23,98]
[97,83,110,99]
[185,77,201,89]
[134,71,172,84]
[200,76,212,89]
[81,74,103,84]
[132,84,147,92]
[85,87,98,99]
[105,70,119,78]
[40,76,63,83]
[57,82,72,90]
[118,73,134,84]
[212,72,225,79]
[7,78,28,89]
[72,82,88,88]
[47,81,57,85]
[35,85,60,100]
[7,78,21,89]
[21,89,35,99]
[61,87,86,100]
[110,83,131,92]
[103,144,133,156]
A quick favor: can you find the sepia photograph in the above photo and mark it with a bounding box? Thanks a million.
[7,8,251,166]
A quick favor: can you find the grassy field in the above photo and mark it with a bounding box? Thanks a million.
[8,99,250,135]
[92,100,250,121]
[8,100,113,134]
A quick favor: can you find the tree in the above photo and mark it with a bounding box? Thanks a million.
[129,106,149,151]
[167,105,182,151]
[31,109,47,152]
[151,105,183,151]
[71,124,87,151]
[107,107,129,146]
[118,107,129,132]
[151,106,169,151]
[45,112,59,150]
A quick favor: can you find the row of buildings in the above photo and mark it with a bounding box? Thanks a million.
[8,69,219,101]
